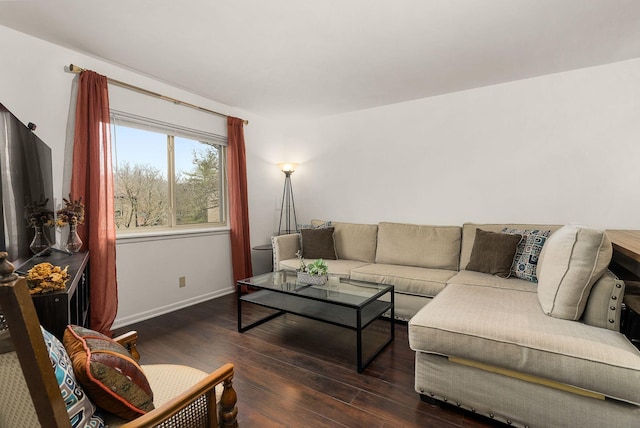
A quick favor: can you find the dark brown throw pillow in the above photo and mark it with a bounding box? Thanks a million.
[466,229,522,278]
[301,227,337,259]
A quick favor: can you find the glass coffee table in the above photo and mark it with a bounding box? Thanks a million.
[237,271,394,373]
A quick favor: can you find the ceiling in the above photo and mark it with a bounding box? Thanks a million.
[1,0,640,119]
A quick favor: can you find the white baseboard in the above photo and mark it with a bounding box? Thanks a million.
[112,287,236,330]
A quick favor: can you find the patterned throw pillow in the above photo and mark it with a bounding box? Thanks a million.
[502,228,552,282]
[41,327,105,428]
[63,325,154,421]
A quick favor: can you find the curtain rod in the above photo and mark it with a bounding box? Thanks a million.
[67,64,248,125]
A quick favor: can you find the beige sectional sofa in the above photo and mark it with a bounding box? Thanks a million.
[271,220,640,427]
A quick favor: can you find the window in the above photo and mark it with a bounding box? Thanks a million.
[110,111,227,232]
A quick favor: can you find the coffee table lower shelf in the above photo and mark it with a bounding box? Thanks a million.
[238,289,394,373]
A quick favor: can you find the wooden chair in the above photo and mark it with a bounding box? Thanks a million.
[0,276,238,427]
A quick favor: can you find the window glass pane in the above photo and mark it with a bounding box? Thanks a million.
[174,137,223,225]
[112,125,169,229]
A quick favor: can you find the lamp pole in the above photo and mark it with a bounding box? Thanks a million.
[277,164,298,235]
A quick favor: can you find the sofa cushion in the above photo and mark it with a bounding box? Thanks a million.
[0,351,42,427]
[375,222,461,270]
[300,227,337,259]
[102,364,218,427]
[502,228,552,282]
[460,223,562,271]
[409,283,640,405]
[350,263,456,297]
[312,220,378,262]
[537,225,613,320]
[64,325,155,420]
[448,270,537,293]
[279,258,370,278]
[465,229,522,278]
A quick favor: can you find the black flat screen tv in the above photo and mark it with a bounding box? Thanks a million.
[0,102,55,264]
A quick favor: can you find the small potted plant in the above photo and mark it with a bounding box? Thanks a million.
[295,250,328,285]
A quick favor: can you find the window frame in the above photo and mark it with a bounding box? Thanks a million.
[110,110,228,235]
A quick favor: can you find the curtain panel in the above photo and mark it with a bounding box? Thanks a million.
[70,71,118,335]
[227,117,253,288]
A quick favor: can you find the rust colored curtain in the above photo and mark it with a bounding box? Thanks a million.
[227,117,253,288]
[70,71,118,335]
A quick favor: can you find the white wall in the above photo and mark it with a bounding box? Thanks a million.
[278,58,640,230]
[0,25,281,327]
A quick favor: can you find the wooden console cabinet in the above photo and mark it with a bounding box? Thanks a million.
[17,251,89,339]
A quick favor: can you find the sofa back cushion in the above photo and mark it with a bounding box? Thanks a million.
[311,220,378,262]
[375,222,461,270]
[537,225,613,320]
[460,223,562,270]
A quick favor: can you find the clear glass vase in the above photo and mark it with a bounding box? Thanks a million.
[66,223,83,252]
[29,225,51,255]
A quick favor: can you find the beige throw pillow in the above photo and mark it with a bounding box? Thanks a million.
[537,225,612,320]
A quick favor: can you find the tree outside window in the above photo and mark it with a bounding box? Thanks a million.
[111,117,226,232]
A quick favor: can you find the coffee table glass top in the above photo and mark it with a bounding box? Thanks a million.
[238,271,391,307]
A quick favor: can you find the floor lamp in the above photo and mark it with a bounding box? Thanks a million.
[277,163,298,235]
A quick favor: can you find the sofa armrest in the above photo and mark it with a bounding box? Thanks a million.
[583,270,625,331]
[271,233,300,271]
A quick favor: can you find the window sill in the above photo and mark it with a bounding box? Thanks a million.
[115,226,230,244]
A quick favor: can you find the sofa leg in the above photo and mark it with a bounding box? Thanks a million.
[420,394,439,405]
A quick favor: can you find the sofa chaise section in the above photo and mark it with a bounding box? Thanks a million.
[408,224,640,427]
[410,282,640,405]
[409,280,640,427]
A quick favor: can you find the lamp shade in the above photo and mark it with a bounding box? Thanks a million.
[278,163,297,173]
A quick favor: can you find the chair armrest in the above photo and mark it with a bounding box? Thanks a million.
[119,363,238,428]
[272,233,300,271]
[113,331,140,362]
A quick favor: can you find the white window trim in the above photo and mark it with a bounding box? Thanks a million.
[111,110,227,146]
[110,110,229,234]
[115,226,231,244]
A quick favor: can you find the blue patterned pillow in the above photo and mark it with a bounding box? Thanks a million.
[502,229,551,282]
[41,327,105,428]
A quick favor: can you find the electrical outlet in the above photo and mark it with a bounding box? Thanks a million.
[179,276,186,288]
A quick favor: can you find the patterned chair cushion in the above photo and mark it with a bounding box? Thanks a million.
[41,327,105,428]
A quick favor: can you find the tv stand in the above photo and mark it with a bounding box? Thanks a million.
[16,251,89,339]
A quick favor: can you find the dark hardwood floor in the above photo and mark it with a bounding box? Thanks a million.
[114,293,499,427]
